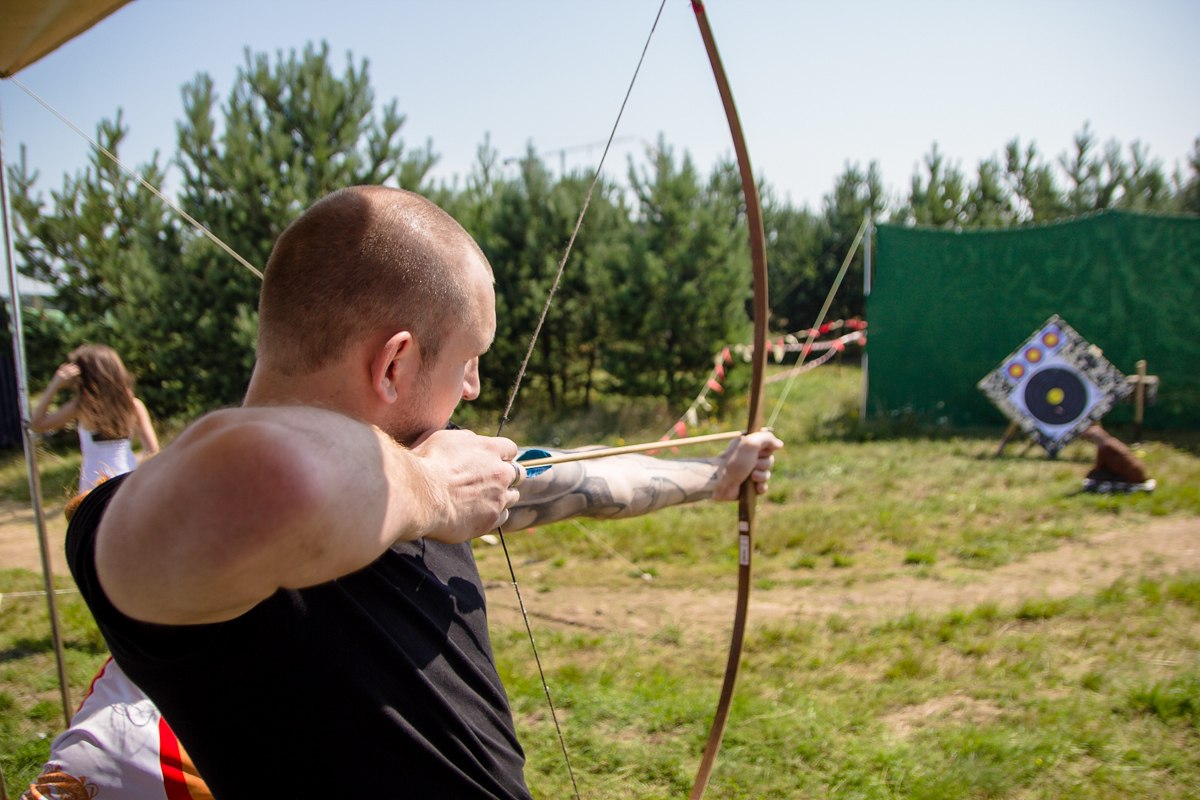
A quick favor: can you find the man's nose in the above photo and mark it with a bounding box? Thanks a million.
[462,357,480,401]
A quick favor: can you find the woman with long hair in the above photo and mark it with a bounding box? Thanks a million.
[31,344,159,490]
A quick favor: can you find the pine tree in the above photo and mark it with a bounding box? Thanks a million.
[1002,138,1066,223]
[762,190,823,331]
[169,41,438,413]
[7,120,184,410]
[1179,138,1200,214]
[472,145,627,411]
[604,140,749,403]
[894,143,970,228]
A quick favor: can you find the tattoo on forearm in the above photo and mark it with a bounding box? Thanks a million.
[502,452,719,532]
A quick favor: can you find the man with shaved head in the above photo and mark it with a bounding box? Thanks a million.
[66,186,782,799]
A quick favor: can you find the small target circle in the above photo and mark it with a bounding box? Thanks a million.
[1023,367,1087,425]
[1042,331,1060,348]
[1008,363,1026,379]
[1026,347,1043,363]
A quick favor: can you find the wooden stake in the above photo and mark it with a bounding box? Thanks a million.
[995,421,1020,458]
[1134,359,1147,445]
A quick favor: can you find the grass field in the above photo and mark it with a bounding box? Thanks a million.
[1,365,1197,798]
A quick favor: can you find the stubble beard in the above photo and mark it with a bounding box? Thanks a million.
[383,368,441,448]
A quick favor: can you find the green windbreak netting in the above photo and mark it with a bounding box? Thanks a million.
[869,210,1200,428]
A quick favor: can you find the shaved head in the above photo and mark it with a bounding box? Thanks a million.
[257,186,491,375]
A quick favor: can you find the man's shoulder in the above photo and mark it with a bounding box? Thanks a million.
[168,405,301,446]
[86,406,349,623]
[170,405,368,458]
[108,408,336,544]
[143,406,342,484]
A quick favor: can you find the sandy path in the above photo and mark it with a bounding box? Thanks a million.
[0,499,69,577]
[485,517,1200,634]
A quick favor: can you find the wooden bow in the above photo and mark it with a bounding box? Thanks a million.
[495,4,769,796]
[688,3,771,797]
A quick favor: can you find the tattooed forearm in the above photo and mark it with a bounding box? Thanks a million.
[502,451,720,532]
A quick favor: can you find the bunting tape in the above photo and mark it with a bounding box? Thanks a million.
[659,322,866,443]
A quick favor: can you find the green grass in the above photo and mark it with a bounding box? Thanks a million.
[0,570,111,789]
[2,365,1198,796]
[0,439,83,505]
[484,571,1200,799]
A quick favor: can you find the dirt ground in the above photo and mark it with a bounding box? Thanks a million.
[485,516,1200,635]
[3,498,1197,637]
[0,499,69,578]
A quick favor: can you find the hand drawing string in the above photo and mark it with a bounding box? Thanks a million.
[6,75,263,279]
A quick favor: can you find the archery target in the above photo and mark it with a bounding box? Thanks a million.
[1007,359,1101,443]
[977,316,1130,455]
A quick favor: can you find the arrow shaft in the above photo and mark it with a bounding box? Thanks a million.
[519,430,747,467]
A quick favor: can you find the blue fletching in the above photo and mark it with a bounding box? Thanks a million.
[516,449,552,477]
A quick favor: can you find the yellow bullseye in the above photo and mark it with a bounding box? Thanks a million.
[1046,387,1065,406]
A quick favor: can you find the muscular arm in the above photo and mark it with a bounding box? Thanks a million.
[503,430,781,532]
[95,407,519,626]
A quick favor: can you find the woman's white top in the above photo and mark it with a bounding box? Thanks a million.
[78,426,137,492]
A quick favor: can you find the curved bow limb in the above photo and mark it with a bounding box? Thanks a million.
[689,2,771,798]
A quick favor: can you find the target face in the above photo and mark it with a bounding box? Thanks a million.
[978,316,1130,455]
[1006,354,1102,444]
[1023,367,1089,424]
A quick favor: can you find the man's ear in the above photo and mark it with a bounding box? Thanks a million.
[370,331,421,404]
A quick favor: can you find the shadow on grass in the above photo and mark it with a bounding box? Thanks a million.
[0,637,51,664]
[0,631,108,663]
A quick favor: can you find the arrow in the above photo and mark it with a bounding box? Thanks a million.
[518,429,754,468]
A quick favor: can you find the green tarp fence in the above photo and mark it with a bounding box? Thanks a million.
[868,210,1200,428]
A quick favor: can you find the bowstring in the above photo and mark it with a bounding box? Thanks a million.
[496,0,668,437]
[6,76,263,279]
[765,215,869,430]
[492,3,669,797]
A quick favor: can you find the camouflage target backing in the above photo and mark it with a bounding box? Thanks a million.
[977,315,1130,455]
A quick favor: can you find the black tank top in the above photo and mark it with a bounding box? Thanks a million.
[67,474,531,799]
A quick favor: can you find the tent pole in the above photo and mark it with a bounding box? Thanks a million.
[0,96,74,730]
[859,210,872,421]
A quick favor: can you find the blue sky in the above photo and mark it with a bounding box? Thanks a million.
[2,0,1198,212]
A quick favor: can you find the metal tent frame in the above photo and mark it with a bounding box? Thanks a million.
[0,4,137,793]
